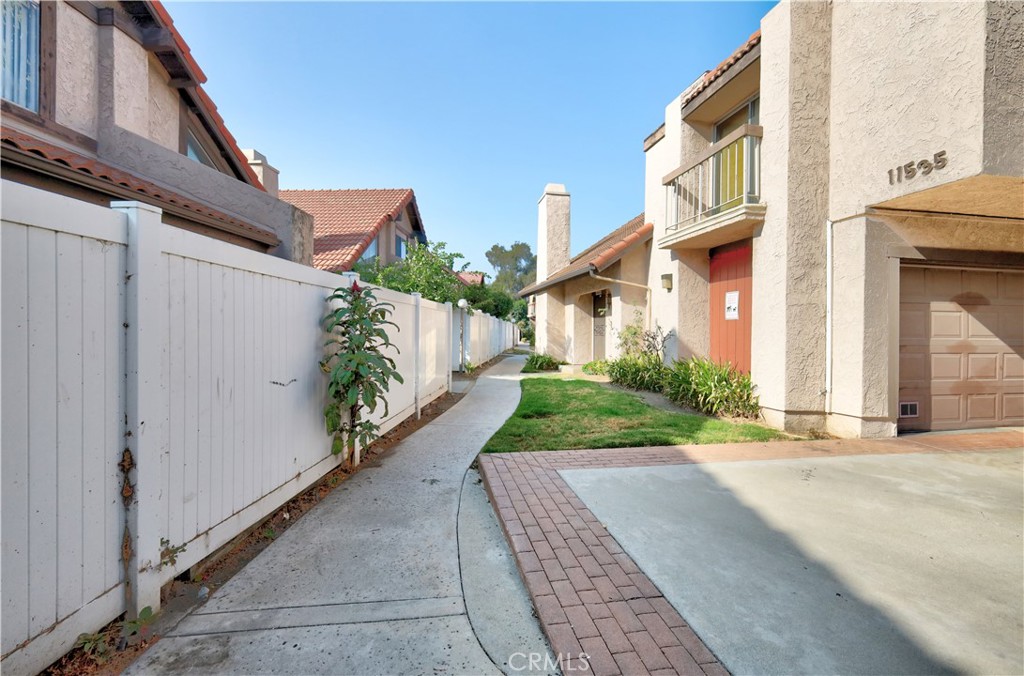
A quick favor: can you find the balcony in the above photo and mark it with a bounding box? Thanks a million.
[659,124,766,250]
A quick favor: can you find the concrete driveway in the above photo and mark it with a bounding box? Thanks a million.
[559,432,1024,675]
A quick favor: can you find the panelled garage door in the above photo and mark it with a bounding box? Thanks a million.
[899,266,1024,432]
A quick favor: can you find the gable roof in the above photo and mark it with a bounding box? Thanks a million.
[278,189,425,271]
[519,213,650,297]
[1,125,279,245]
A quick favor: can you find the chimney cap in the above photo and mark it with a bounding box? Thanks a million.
[539,183,569,202]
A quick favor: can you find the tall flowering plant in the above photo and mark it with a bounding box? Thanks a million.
[321,281,403,462]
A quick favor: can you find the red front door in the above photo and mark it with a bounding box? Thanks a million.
[709,241,752,373]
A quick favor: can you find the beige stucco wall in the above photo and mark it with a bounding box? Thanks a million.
[147,56,179,151]
[828,1,987,221]
[645,95,684,362]
[534,288,566,361]
[532,243,651,365]
[983,1,1024,177]
[750,0,831,433]
[55,2,98,138]
[111,28,149,137]
[55,4,179,150]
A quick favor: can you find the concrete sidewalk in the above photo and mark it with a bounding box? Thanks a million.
[129,353,552,675]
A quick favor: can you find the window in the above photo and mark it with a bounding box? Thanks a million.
[185,130,216,168]
[361,238,378,261]
[2,0,40,112]
[395,235,407,259]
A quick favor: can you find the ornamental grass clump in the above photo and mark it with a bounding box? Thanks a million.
[321,281,403,463]
[662,357,760,418]
[607,353,668,392]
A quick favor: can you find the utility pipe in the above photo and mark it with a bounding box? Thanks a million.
[588,268,653,330]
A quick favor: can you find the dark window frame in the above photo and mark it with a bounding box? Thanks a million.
[178,102,236,176]
[0,2,95,150]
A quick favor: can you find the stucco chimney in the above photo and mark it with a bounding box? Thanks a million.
[242,149,279,197]
[537,183,570,281]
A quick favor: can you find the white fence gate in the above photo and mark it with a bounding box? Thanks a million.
[0,180,512,674]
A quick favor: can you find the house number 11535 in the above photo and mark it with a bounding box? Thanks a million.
[888,150,948,184]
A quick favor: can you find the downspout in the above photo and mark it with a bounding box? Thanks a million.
[588,268,653,330]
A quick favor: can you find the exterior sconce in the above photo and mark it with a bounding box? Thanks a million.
[661,274,673,291]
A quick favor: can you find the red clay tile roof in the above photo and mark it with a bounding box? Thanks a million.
[1,125,279,246]
[278,189,419,271]
[148,1,265,191]
[519,213,649,297]
[457,271,486,286]
[682,30,761,107]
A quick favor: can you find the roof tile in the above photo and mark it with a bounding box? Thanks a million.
[682,30,761,108]
[278,189,417,271]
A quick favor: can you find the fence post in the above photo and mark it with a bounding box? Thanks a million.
[113,201,166,618]
[462,309,469,370]
[412,292,421,419]
[445,302,453,392]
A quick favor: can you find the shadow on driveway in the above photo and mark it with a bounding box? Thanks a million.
[560,445,1023,675]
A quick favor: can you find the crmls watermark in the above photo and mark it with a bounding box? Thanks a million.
[508,652,591,672]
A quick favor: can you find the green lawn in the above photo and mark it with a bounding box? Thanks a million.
[482,378,784,453]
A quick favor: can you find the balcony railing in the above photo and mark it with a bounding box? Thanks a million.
[664,125,762,233]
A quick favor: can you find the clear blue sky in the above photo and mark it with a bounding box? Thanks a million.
[166,1,773,275]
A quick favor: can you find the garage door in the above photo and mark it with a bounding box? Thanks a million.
[899,266,1024,432]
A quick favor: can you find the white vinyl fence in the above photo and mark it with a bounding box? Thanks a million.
[0,180,514,675]
[451,307,518,372]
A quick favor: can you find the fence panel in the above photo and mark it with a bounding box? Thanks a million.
[1,181,494,674]
[155,224,351,583]
[1,181,128,674]
[418,298,451,404]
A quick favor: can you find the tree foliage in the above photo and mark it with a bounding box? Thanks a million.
[485,241,536,294]
[462,283,516,319]
[355,241,468,305]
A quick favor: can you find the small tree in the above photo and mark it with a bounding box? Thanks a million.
[321,281,403,463]
[354,241,468,305]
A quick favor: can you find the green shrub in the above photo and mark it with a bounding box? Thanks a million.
[581,360,609,376]
[662,357,760,418]
[522,353,563,373]
[607,353,668,392]
[617,311,670,358]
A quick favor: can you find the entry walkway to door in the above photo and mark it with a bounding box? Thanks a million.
[479,429,1024,676]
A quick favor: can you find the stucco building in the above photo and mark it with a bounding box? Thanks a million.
[527,0,1023,437]
[521,183,650,364]
[0,0,312,262]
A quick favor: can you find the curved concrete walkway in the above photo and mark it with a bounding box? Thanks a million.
[129,354,551,675]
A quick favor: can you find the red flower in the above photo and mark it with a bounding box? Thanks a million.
[351,281,361,293]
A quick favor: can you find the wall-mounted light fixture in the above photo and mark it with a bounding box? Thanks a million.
[661,274,673,291]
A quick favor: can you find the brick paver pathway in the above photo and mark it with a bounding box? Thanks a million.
[478,430,1022,676]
